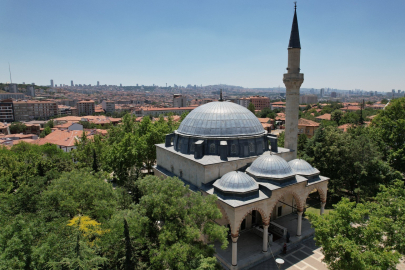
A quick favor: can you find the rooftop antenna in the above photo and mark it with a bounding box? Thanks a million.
[8,63,12,83]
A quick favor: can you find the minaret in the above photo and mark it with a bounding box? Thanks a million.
[283,3,304,159]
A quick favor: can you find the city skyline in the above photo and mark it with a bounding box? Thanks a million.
[1,0,404,92]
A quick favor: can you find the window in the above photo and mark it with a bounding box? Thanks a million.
[249,142,255,153]
[179,170,183,178]
[209,143,216,154]
[171,165,174,172]
[306,129,310,134]
[231,144,237,154]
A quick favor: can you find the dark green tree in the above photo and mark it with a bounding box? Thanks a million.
[308,180,405,270]
[9,122,27,134]
[247,102,256,114]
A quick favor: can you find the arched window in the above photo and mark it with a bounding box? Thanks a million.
[210,143,216,154]
[231,144,237,154]
[249,142,255,153]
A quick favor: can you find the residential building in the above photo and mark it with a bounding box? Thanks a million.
[298,118,320,138]
[0,93,25,100]
[101,100,115,113]
[173,94,187,107]
[8,83,18,93]
[250,96,270,110]
[26,85,35,97]
[299,95,318,104]
[13,100,58,121]
[0,99,14,122]
[77,100,95,115]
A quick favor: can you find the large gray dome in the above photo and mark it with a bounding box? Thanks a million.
[213,171,258,194]
[288,159,320,176]
[246,155,295,180]
[177,101,265,138]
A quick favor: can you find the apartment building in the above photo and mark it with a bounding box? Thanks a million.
[173,94,187,107]
[249,96,270,110]
[101,100,115,113]
[299,94,318,104]
[236,96,270,110]
[77,100,95,115]
[13,100,58,121]
[0,99,14,122]
[0,93,25,100]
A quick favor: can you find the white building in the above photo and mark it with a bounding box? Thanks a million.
[101,100,115,113]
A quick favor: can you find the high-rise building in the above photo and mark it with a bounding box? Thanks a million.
[331,92,337,98]
[120,83,122,87]
[8,83,18,93]
[97,81,100,87]
[26,85,35,97]
[283,4,304,159]
[71,80,74,87]
[51,80,54,87]
[320,88,324,97]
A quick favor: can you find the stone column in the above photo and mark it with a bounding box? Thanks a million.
[297,211,303,236]
[263,224,269,252]
[231,235,238,266]
[320,201,326,215]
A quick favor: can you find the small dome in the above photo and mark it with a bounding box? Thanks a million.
[213,171,258,194]
[177,101,265,138]
[288,159,320,176]
[246,155,295,180]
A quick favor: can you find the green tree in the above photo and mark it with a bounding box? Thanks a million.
[297,133,307,157]
[304,126,400,201]
[331,109,343,125]
[371,97,405,172]
[308,180,405,270]
[248,102,255,114]
[277,131,285,147]
[380,98,388,104]
[135,175,227,269]
[39,126,52,138]
[9,122,27,134]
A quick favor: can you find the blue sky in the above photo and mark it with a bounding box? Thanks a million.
[1,0,404,91]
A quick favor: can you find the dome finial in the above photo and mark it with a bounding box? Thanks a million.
[219,89,224,101]
[294,1,297,10]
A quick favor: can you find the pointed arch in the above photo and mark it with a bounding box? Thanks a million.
[304,184,327,203]
[235,207,269,236]
[268,190,305,219]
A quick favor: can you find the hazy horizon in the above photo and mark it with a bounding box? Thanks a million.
[1,0,404,92]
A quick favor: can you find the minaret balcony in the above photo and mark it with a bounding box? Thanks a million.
[283,73,304,81]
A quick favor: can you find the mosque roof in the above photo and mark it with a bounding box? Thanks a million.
[176,101,265,138]
[213,171,259,194]
[288,159,320,176]
[246,154,295,180]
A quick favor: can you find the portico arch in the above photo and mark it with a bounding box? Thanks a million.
[268,191,305,220]
[235,207,268,235]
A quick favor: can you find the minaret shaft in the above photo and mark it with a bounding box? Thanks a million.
[283,7,304,159]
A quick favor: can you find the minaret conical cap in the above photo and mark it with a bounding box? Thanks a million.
[288,4,301,49]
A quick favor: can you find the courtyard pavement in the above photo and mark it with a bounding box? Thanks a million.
[249,237,405,270]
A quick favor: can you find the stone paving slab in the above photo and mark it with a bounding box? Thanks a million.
[248,237,405,270]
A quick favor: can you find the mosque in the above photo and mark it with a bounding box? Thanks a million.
[154,5,329,269]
